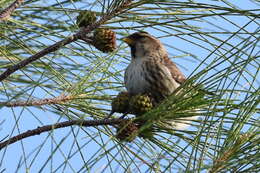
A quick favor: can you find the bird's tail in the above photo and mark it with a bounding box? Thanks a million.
[162,116,200,130]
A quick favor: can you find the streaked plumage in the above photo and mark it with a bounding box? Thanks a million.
[123,31,198,130]
[124,31,185,103]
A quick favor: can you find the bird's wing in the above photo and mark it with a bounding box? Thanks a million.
[163,55,186,84]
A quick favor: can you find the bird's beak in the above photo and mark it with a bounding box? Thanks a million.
[122,37,134,46]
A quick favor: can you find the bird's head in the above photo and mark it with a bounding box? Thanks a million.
[123,31,166,59]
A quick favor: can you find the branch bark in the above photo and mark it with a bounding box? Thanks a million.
[0,0,24,21]
[0,0,132,82]
[0,94,111,107]
[0,118,126,150]
[0,94,74,107]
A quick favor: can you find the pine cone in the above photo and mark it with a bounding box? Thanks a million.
[129,94,153,116]
[116,120,139,142]
[93,28,116,53]
[76,11,97,27]
[111,92,130,114]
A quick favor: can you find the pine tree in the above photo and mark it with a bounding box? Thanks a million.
[0,0,259,172]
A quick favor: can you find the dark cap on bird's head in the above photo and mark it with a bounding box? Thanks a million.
[122,31,166,59]
[122,31,151,46]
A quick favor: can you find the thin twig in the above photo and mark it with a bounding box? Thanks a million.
[80,36,94,45]
[0,0,133,82]
[0,94,75,107]
[0,118,126,150]
[0,94,112,107]
[0,34,79,82]
[0,0,24,21]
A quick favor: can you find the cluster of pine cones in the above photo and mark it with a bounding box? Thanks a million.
[111,92,155,142]
[76,11,154,142]
[76,11,116,53]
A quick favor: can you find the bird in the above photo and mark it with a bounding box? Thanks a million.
[123,31,199,130]
[123,31,186,104]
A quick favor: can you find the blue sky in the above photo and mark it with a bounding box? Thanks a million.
[0,0,259,172]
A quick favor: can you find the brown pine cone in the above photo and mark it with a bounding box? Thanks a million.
[116,120,139,142]
[92,28,116,53]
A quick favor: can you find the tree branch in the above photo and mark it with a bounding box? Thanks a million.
[0,94,111,107]
[0,118,126,150]
[0,0,132,82]
[0,94,75,107]
[0,0,24,21]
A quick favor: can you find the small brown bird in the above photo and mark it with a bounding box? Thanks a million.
[123,31,198,130]
[123,31,186,104]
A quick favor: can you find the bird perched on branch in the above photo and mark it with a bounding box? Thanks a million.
[124,31,186,104]
[123,31,198,130]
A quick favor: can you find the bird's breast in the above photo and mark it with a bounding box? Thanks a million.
[124,57,181,101]
[124,59,149,95]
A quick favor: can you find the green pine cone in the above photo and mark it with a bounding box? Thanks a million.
[111,92,130,114]
[129,94,153,116]
[76,11,97,27]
